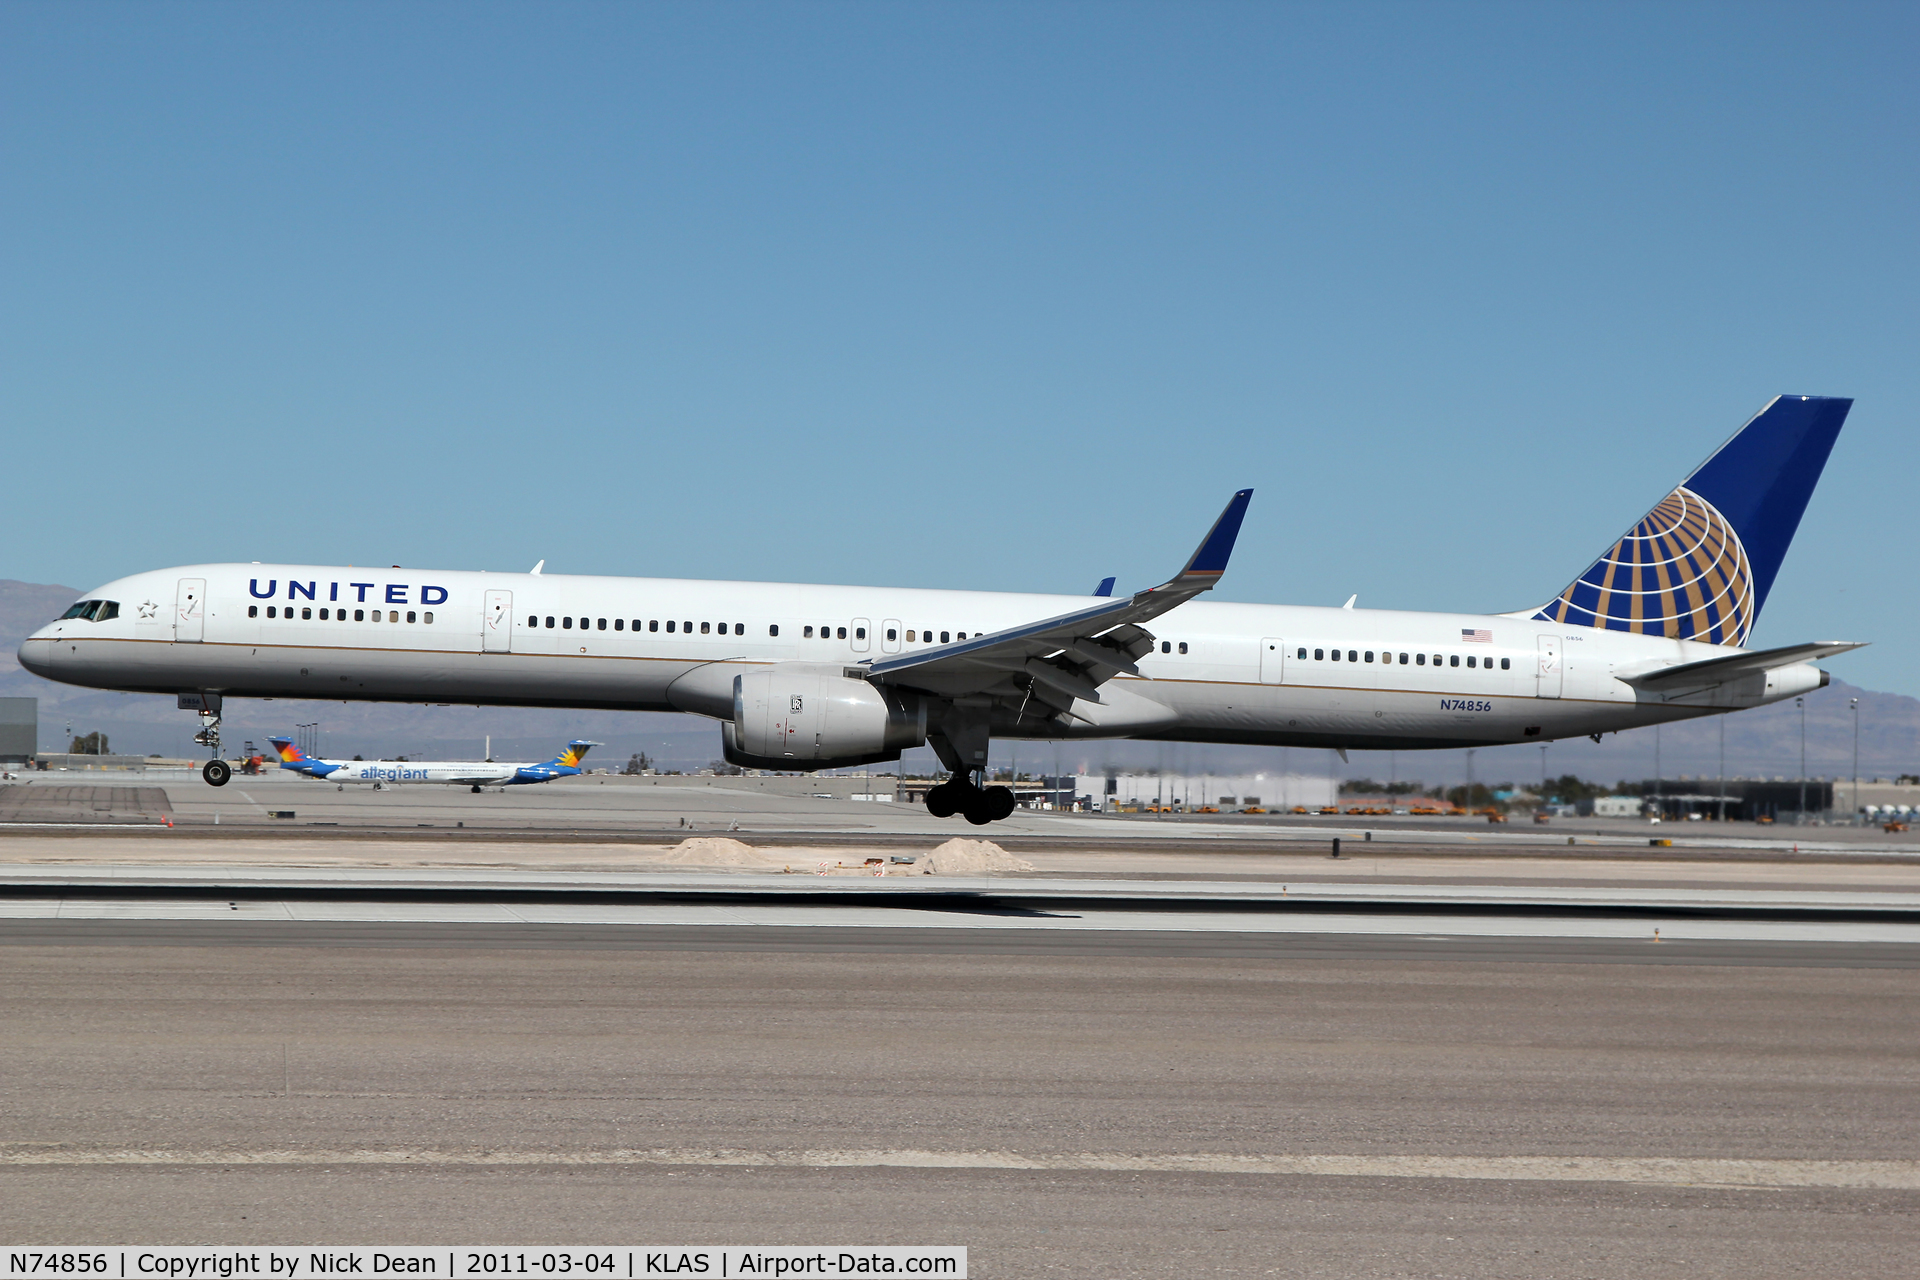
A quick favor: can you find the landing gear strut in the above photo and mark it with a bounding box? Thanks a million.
[925,772,1018,825]
[187,693,230,787]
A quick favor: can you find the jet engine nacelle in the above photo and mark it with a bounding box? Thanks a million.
[728,664,926,771]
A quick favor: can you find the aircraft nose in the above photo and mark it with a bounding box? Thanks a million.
[17,637,55,678]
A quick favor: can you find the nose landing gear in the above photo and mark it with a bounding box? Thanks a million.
[924,773,1018,825]
[185,692,230,787]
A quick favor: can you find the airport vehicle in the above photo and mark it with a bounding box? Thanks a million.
[267,736,594,791]
[19,396,1861,826]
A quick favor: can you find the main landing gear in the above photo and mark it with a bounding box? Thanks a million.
[924,773,1018,826]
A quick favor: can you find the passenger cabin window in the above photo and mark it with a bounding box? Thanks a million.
[666,620,675,632]
[1415,653,1424,664]
[1330,648,1340,661]
[1348,650,1357,662]
[1314,648,1324,660]
[597,618,607,631]
[249,606,258,618]
[357,609,367,621]
[1466,656,1476,668]
[1178,642,1188,654]
[1449,654,1459,667]
[1297,647,1306,659]
[266,606,277,618]
[406,611,416,623]
[563,617,572,629]
[389,611,400,623]
[1161,641,1170,653]
[302,607,312,620]
[650,620,659,631]
[1364,650,1373,663]
[683,620,691,633]
[840,627,849,640]
[803,626,814,638]
[424,612,433,623]
[701,622,711,634]
[736,624,745,636]
[856,627,867,640]
[769,624,779,637]
[1501,657,1511,669]
[886,628,897,641]
[907,630,916,642]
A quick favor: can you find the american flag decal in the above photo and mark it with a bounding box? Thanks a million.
[1462,629,1491,643]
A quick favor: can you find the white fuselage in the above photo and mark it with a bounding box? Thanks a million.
[18,563,1826,753]
[301,760,524,786]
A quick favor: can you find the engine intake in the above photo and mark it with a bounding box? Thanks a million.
[727,665,926,771]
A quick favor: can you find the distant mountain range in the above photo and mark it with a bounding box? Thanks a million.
[3,578,1911,785]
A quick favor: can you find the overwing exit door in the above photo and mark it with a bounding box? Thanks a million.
[1259,638,1286,684]
[483,590,514,654]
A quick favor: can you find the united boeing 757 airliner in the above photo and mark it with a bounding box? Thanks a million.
[20,396,1861,825]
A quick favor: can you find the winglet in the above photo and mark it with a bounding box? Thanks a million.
[1092,577,1116,598]
[1173,490,1253,587]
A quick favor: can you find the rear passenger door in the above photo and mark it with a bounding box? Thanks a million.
[482,590,513,654]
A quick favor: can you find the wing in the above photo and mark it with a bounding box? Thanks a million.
[863,490,1252,719]
[1618,640,1866,691]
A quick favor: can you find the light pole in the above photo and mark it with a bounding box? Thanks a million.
[1851,696,1860,820]
[1797,696,1807,824]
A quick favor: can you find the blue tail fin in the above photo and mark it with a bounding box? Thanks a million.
[1532,395,1850,646]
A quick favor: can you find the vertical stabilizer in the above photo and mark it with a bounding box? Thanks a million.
[1530,396,1850,646]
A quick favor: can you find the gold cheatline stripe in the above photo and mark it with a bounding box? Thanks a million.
[0,1148,1911,1189]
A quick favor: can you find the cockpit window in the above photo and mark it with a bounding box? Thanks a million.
[95,601,119,621]
[60,601,96,620]
[58,600,117,621]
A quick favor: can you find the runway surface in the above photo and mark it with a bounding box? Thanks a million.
[0,939,1914,1276]
[8,778,1918,1275]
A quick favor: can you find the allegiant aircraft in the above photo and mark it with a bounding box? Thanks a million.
[21,396,1861,825]
[268,738,594,791]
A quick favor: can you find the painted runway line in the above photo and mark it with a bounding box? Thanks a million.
[0,1146,1912,1190]
[1,896,1917,942]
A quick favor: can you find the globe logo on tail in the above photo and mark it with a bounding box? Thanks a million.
[1534,487,1754,647]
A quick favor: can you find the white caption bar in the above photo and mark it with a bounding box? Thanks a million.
[1,1250,966,1280]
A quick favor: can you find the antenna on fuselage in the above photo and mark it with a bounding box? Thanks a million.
[1342,594,1356,609]
[530,560,544,575]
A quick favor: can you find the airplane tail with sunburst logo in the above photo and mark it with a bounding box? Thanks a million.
[1522,395,1851,648]
[549,740,595,769]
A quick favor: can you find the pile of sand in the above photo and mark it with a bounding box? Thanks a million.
[920,837,1035,875]
[655,836,786,867]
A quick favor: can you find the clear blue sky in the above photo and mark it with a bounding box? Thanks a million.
[7,2,1917,689]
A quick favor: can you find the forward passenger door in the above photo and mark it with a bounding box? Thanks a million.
[175,579,205,642]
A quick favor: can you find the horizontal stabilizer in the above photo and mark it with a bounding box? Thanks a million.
[1618,641,1866,690]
